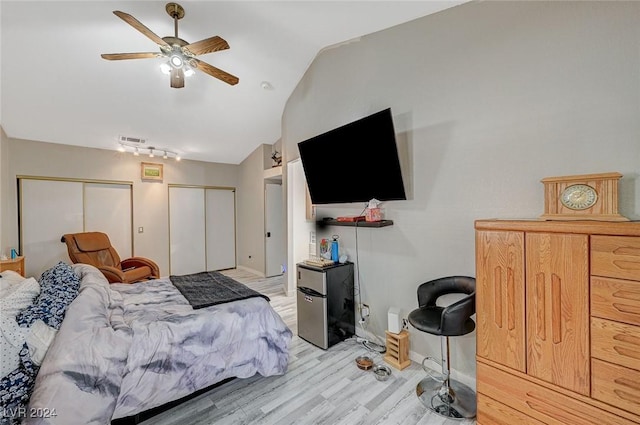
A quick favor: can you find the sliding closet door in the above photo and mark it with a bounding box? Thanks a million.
[169,187,206,275]
[21,179,84,278]
[84,183,132,258]
[206,188,236,270]
[20,178,133,279]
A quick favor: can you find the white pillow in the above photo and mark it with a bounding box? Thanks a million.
[0,270,27,297]
[0,277,40,377]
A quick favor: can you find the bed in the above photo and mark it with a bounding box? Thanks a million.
[1,262,292,424]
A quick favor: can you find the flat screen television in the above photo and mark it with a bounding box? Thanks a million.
[298,108,406,205]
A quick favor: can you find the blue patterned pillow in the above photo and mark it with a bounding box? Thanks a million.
[0,343,38,424]
[16,262,80,330]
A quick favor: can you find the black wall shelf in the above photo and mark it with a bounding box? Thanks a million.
[316,219,394,228]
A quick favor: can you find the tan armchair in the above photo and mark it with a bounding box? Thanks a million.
[62,232,159,284]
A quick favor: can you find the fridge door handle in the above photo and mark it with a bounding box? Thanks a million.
[298,286,324,297]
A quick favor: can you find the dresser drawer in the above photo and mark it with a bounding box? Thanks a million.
[592,358,640,416]
[477,361,636,425]
[477,393,545,425]
[592,236,640,281]
[592,317,640,371]
[592,276,640,326]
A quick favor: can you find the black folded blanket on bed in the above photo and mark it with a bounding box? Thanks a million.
[169,271,270,309]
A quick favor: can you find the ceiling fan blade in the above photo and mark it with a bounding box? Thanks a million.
[171,68,185,88]
[101,52,160,60]
[183,36,230,56]
[113,10,170,48]
[193,58,239,86]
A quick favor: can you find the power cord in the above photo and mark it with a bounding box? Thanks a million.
[353,204,386,354]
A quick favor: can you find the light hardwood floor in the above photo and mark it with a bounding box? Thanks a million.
[140,270,476,425]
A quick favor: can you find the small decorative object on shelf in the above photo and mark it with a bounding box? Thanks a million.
[540,172,628,221]
[384,330,411,370]
[271,151,282,167]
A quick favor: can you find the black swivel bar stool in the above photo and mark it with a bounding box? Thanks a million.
[408,276,476,419]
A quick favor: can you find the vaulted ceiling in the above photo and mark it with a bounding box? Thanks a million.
[1,1,464,164]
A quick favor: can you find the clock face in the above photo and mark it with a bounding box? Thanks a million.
[560,184,598,210]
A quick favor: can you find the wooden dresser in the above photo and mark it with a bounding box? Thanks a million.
[475,220,640,425]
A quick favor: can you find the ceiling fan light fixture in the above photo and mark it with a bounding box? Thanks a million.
[101,3,238,88]
[160,62,171,75]
[169,54,184,68]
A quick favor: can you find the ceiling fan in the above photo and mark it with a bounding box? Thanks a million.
[101,2,238,88]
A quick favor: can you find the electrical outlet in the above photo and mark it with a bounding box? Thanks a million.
[361,303,370,318]
[402,318,409,330]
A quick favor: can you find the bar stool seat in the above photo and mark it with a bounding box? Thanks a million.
[408,276,476,419]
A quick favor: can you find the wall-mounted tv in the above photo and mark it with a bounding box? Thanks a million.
[298,108,406,205]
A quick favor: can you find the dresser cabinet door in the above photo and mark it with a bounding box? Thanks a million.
[526,233,590,395]
[476,230,526,372]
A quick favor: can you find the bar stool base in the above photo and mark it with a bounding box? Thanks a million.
[416,375,476,420]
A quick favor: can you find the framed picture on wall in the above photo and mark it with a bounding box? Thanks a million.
[141,162,163,182]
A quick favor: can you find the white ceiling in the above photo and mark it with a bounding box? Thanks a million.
[1,1,464,164]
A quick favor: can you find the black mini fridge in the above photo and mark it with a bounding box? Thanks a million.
[296,262,355,349]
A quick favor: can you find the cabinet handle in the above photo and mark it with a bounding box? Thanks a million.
[614,377,640,393]
[612,290,640,302]
[494,266,503,329]
[551,273,562,344]
[535,272,546,341]
[507,267,515,331]
[612,302,640,315]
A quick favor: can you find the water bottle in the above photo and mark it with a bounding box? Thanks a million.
[331,235,339,263]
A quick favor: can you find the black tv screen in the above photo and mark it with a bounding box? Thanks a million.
[298,108,406,205]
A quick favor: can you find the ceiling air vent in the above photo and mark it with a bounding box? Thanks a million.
[119,135,146,144]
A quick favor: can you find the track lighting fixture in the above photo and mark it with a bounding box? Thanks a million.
[117,140,180,161]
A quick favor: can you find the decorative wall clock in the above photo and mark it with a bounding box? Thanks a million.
[540,172,628,221]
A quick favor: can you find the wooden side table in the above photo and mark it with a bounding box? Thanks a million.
[0,256,25,277]
[384,330,411,370]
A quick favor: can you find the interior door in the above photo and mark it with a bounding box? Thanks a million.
[20,179,84,278]
[265,183,284,277]
[169,187,206,275]
[205,188,236,270]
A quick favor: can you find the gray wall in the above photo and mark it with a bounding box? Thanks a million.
[283,1,640,380]
[1,136,238,276]
[237,143,269,275]
[0,127,6,253]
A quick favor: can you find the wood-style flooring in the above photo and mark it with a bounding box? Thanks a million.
[140,270,476,425]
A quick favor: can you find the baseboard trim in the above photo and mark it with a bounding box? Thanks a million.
[236,265,265,278]
[409,349,476,391]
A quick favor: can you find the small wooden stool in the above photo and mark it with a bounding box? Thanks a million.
[383,330,411,370]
